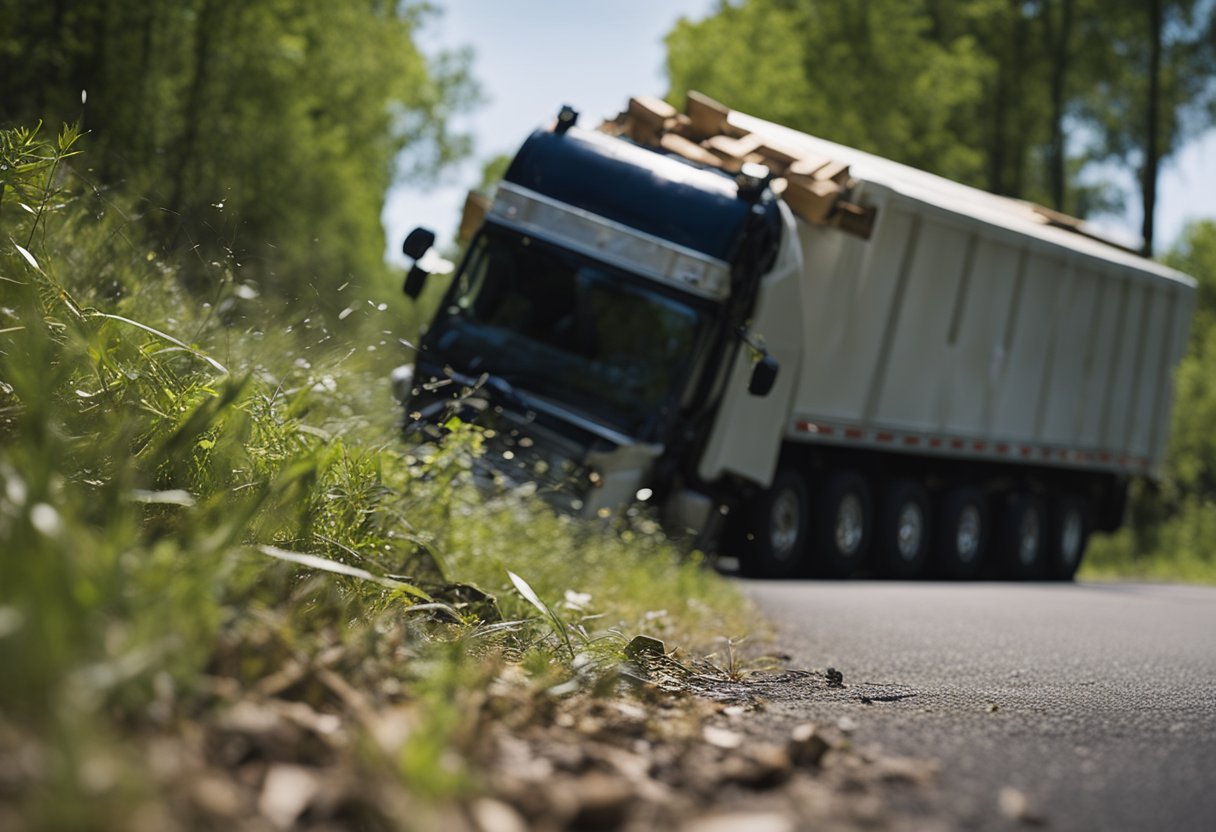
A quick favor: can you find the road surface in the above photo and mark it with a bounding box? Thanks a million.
[742,580,1216,830]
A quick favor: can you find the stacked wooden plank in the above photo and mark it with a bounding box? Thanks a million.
[1029,203,1139,255]
[600,92,877,239]
[457,190,491,243]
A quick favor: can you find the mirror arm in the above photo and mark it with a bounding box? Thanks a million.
[737,326,779,397]
[735,326,768,358]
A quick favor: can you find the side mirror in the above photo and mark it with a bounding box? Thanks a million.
[748,354,779,396]
[403,264,428,299]
[402,226,436,299]
[403,226,436,260]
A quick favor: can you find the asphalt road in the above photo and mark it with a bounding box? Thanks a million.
[741,580,1216,831]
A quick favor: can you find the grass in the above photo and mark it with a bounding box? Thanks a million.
[0,124,754,829]
[1082,502,1216,584]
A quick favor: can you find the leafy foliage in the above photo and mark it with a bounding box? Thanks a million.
[0,0,479,311]
[0,126,752,825]
[1075,0,1216,251]
[666,0,992,188]
[665,0,1215,240]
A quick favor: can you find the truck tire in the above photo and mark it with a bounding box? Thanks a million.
[996,494,1047,579]
[1044,496,1089,581]
[739,468,809,579]
[809,471,872,578]
[934,487,989,579]
[874,479,931,578]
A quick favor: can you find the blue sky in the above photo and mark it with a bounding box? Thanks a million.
[383,0,1214,261]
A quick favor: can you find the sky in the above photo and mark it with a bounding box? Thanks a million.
[383,0,1215,264]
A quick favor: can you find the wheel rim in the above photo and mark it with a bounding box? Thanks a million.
[835,493,864,557]
[956,505,981,563]
[896,502,924,562]
[1060,507,1082,567]
[770,489,801,561]
[1018,507,1041,566]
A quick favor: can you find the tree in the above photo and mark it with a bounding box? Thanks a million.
[1040,0,1077,210]
[1078,0,1216,255]
[0,0,480,309]
[664,0,1214,238]
[665,0,993,187]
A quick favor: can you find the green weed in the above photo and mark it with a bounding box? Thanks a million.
[0,123,754,827]
[1084,498,1216,584]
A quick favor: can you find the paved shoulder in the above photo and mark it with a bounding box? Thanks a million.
[743,581,1216,831]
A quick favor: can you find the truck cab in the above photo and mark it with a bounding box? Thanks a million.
[399,108,795,544]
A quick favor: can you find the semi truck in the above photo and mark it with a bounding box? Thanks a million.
[394,94,1196,581]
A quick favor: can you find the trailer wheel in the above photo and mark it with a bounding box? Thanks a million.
[935,487,989,579]
[1044,496,1089,581]
[875,479,931,578]
[809,471,872,578]
[739,468,809,579]
[996,494,1047,579]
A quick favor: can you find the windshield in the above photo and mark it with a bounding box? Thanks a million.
[423,227,712,437]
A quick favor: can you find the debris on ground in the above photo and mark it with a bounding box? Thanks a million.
[482,677,943,832]
[1,624,944,831]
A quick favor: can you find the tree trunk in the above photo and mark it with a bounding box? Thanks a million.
[1046,0,1075,211]
[1008,4,1030,197]
[89,0,113,177]
[170,0,219,231]
[987,1,1029,196]
[1141,0,1163,256]
[41,0,69,116]
[989,59,1009,193]
[135,4,158,164]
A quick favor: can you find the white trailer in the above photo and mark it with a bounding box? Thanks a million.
[697,110,1195,579]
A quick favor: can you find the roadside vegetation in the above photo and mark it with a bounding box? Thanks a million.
[0,122,752,831]
[0,6,757,826]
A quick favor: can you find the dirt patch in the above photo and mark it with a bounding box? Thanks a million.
[0,632,944,832]
[473,645,945,832]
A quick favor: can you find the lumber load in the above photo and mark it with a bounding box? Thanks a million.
[603,92,874,237]
[606,91,1100,246]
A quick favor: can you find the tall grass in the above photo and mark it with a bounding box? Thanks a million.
[0,124,751,828]
[1083,483,1216,584]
